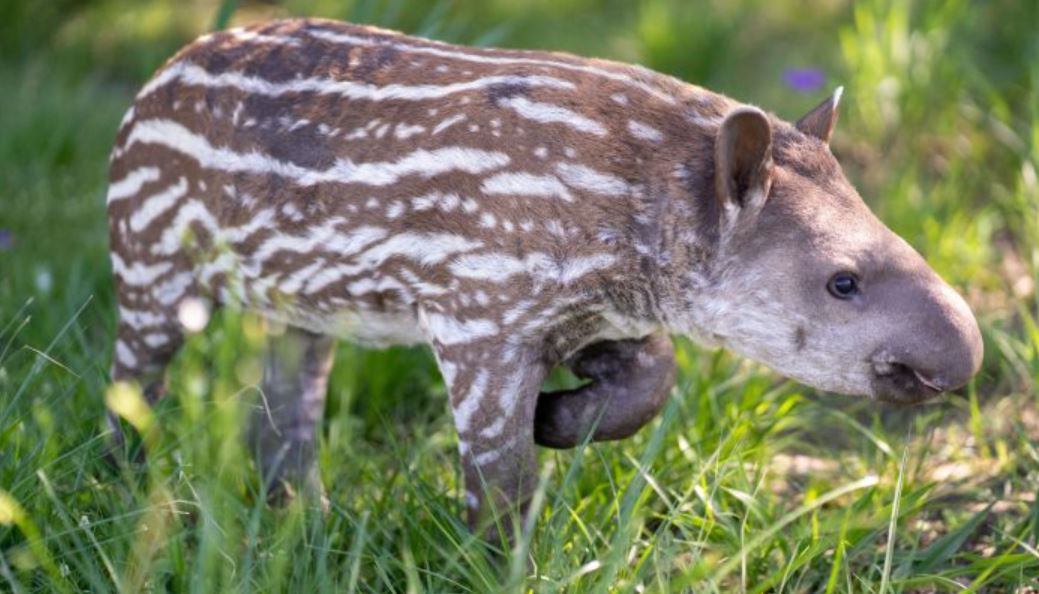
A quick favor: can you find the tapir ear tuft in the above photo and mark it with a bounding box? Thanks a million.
[796,86,842,143]
[715,106,773,212]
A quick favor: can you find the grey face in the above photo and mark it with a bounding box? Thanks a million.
[688,92,983,403]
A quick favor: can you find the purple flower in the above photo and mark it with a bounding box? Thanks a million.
[0,229,12,251]
[783,68,827,93]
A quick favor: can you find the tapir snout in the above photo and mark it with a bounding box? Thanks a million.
[868,269,983,403]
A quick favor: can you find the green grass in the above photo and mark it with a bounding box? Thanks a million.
[2,0,1039,591]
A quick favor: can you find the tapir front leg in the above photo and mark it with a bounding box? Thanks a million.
[535,330,675,449]
[249,326,335,505]
[431,336,548,534]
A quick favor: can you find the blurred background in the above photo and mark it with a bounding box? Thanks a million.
[2,0,1039,591]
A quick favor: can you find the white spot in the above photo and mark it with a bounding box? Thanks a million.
[386,201,405,219]
[628,119,664,143]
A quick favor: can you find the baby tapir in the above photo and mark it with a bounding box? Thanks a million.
[105,18,983,529]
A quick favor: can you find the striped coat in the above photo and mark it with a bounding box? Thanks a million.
[106,18,788,528]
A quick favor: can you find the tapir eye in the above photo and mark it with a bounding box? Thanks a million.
[827,273,860,299]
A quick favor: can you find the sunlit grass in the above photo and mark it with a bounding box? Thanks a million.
[1,0,1038,591]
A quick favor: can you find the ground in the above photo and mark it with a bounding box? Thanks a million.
[1,0,1038,591]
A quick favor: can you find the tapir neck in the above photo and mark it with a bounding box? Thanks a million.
[602,105,727,336]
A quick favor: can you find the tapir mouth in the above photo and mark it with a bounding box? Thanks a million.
[870,359,947,404]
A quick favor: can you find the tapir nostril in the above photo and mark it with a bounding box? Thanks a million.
[910,368,946,393]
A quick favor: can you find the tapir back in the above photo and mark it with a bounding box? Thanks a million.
[105,18,733,379]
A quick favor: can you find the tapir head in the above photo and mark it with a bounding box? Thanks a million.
[689,89,983,403]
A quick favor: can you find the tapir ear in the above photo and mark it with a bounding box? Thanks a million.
[796,86,843,143]
[715,106,773,213]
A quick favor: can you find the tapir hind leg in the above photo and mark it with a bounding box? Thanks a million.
[108,286,192,453]
[534,330,676,449]
[248,325,335,506]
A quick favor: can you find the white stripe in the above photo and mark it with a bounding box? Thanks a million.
[223,208,276,243]
[453,369,489,432]
[125,119,512,188]
[497,368,527,412]
[111,253,172,286]
[278,259,327,294]
[449,251,615,285]
[551,253,616,284]
[303,232,482,294]
[117,106,136,131]
[432,114,466,135]
[227,27,302,47]
[154,272,194,306]
[479,417,507,438]
[449,253,529,282]
[502,299,535,325]
[394,123,426,139]
[154,199,221,256]
[115,340,138,368]
[347,276,410,299]
[107,167,161,204]
[306,29,677,105]
[252,222,386,264]
[627,120,664,143]
[128,177,189,232]
[138,60,575,103]
[119,306,167,330]
[480,172,574,202]
[499,96,607,136]
[473,448,501,465]
[142,333,171,348]
[555,163,630,196]
[425,314,498,346]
